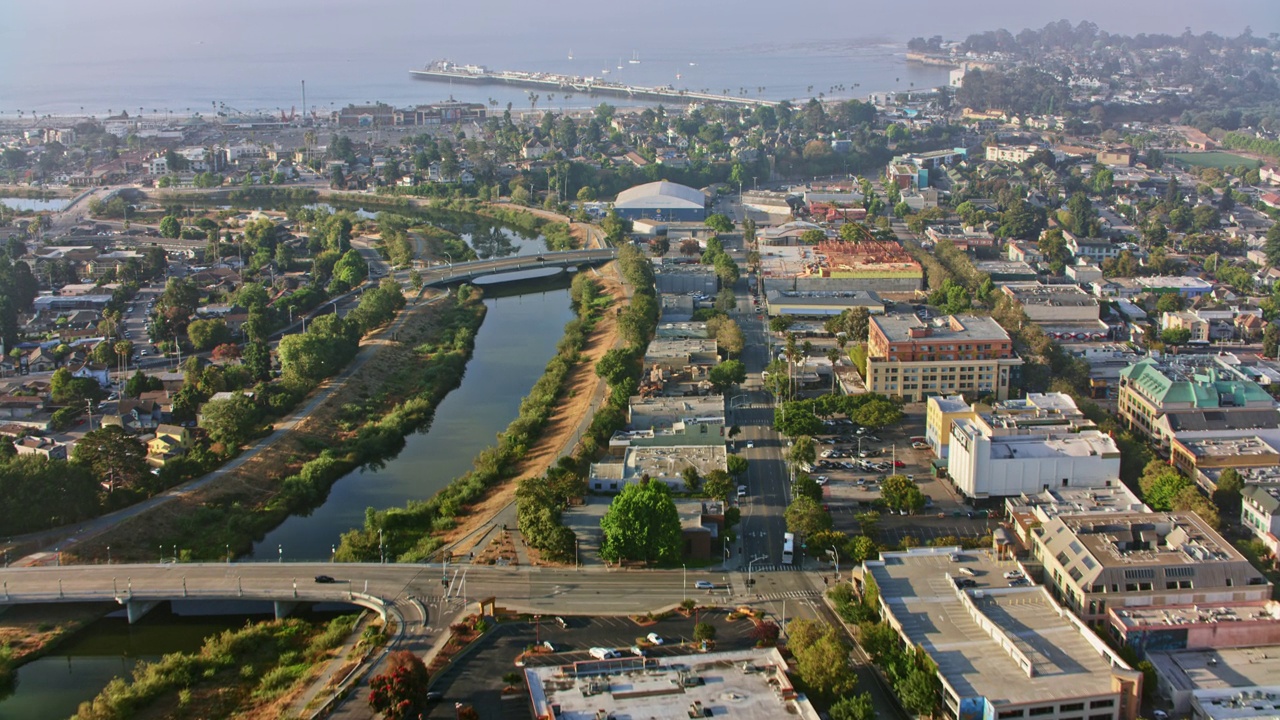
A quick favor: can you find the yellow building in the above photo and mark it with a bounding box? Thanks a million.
[147,424,191,467]
[924,395,975,458]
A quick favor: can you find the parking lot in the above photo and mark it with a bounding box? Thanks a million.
[424,611,756,718]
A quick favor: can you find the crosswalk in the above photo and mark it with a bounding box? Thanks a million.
[753,590,822,601]
[750,564,805,573]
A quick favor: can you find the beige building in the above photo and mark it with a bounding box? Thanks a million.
[866,314,1023,402]
[1032,512,1272,623]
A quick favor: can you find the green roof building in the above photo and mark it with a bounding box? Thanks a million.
[1118,357,1277,446]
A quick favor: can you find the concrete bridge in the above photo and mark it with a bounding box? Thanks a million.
[419,248,617,287]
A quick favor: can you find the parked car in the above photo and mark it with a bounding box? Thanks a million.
[555,616,568,629]
[912,442,929,450]
[589,647,619,660]
[745,441,754,449]
[629,645,646,657]
[815,476,829,485]
[1003,570,1024,579]
[695,580,715,590]
[737,485,748,498]
[647,632,664,645]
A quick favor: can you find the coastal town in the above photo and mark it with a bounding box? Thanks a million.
[0,17,1279,720]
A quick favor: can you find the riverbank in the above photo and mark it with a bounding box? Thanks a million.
[437,264,625,557]
[0,603,111,698]
[64,290,487,562]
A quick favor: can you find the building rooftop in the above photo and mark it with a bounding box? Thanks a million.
[643,338,719,361]
[1006,486,1148,524]
[1147,646,1280,693]
[930,394,971,415]
[1121,357,1275,409]
[1180,436,1280,459]
[872,313,1012,345]
[524,648,820,720]
[1002,282,1100,307]
[808,240,921,277]
[1111,601,1280,634]
[867,547,1128,707]
[628,395,725,429]
[1048,512,1250,570]
[1136,276,1214,291]
[591,445,728,489]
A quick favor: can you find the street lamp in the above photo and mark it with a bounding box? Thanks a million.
[748,554,767,588]
[278,544,283,563]
[826,547,840,579]
[106,546,111,565]
[683,564,687,603]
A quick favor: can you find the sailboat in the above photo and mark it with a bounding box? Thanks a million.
[568,49,574,60]
[617,58,623,70]
[629,51,640,64]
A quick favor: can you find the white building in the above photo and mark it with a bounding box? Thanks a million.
[947,418,1120,499]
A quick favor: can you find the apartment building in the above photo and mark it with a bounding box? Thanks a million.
[947,418,1120,500]
[865,314,1023,402]
[1032,512,1272,623]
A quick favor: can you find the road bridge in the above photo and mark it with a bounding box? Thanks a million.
[419,248,616,286]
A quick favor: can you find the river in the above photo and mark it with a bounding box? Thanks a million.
[0,197,69,213]
[0,606,277,720]
[250,226,574,560]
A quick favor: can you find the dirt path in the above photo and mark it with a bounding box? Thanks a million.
[62,291,462,561]
[436,264,624,554]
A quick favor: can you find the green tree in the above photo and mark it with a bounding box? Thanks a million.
[71,426,150,495]
[599,480,683,565]
[1160,327,1192,348]
[124,370,164,398]
[694,622,717,642]
[881,474,925,512]
[703,469,735,501]
[726,455,747,478]
[829,693,876,720]
[787,435,817,468]
[708,359,747,392]
[199,394,259,450]
[650,237,670,257]
[1155,293,1184,314]
[795,630,858,700]
[187,318,232,351]
[705,213,733,233]
[785,495,833,537]
[159,215,181,239]
[681,465,702,493]
[1264,323,1279,359]
[898,667,941,716]
[792,474,823,503]
[853,397,903,430]
[1139,461,1191,511]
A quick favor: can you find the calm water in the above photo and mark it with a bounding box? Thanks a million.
[0,198,69,212]
[0,608,269,720]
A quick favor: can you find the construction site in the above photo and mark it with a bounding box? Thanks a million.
[759,240,923,294]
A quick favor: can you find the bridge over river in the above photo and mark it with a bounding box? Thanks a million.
[418,248,617,286]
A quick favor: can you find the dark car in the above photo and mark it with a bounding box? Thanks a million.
[426,691,444,702]
[313,575,336,584]
[535,255,546,261]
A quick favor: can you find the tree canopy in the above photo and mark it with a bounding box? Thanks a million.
[599,480,683,565]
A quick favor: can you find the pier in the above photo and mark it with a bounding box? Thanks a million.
[410,60,778,107]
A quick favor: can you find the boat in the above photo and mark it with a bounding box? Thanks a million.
[568,49,573,60]
[689,62,697,66]
[617,58,623,70]
[629,51,640,64]
[602,68,610,75]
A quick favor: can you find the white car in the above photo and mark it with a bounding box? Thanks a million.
[745,441,754,449]
[1003,570,1024,580]
[589,647,618,660]
[647,633,664,645]
[737,485,747,498]
[815,476,829,485]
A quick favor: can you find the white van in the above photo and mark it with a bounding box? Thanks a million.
[589,647,617,660]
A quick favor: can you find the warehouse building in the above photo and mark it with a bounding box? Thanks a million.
[612,181,707,222]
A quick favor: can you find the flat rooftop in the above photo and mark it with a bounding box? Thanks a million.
[1002,282,1099,307]
[1147,646,1280,693]
[988,430,1120,460]
[1180,435,1279,459]
[1112,601,1280,632]
[868,548,1123,707]
[644,338,718,360]
[1136,276,1214,290]
[873,313,1012,345]
[1060,512,1245,567]
[524,648,820,720]
[1006,486,1148,519]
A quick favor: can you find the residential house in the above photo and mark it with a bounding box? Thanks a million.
[1241,485,1280,555]
[13,435,67,460]
[146,423,191,467]
[71,361,111,387]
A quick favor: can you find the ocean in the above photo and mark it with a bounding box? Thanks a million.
[1,0,1271,118]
